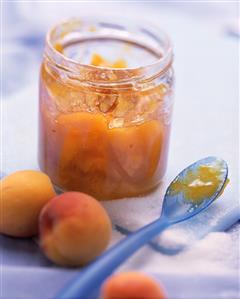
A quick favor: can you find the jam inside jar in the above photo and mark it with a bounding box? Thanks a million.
[39,18,174,200]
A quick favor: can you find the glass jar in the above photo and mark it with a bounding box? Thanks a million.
[39,17,174,200]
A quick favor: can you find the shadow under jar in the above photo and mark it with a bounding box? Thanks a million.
[39,17,174,200]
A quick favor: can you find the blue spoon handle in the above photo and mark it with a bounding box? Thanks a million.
[55,217,170,299]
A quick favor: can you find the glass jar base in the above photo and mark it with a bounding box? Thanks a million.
[52,181,163,201]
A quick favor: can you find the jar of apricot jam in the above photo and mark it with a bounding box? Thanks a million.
[39,18,174,200]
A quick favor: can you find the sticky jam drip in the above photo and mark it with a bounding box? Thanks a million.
[170,162,229,204]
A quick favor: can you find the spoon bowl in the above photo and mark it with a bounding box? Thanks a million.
[162,156,228,222]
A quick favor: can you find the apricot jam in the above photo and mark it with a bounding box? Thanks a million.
[39,18,174,200]
[170,162,229,204]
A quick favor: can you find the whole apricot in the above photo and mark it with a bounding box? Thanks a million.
[0,170,56,237]
[39,192,112,266]
[101,272,167,299]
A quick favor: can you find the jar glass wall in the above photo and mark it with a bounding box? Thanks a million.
[39,17,174,200]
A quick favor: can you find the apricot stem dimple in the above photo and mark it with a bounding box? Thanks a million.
[41,211,54,233]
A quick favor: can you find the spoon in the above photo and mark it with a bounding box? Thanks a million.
[55,156,228,299]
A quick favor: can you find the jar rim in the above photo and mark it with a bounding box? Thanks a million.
[44,17,173,85]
